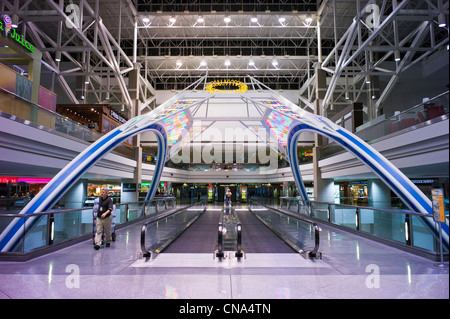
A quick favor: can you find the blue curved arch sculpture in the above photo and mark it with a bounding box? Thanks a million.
[286,117,449,249]
[0,120,167,252]
[1,75,446,252]
[246,76,448,248]
[0,77,210,252]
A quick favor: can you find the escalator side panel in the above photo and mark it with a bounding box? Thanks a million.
[236,210,296,253]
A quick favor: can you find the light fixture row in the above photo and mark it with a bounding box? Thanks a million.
[173,58,281,68]
[141,14,315,25]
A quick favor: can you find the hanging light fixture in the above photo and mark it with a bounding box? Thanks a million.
[11,14,19,28]
[345,91,350,100]
[438,13,447,27]
[55,51,62,62]
[394,50,401,62]
[224,16,231,23]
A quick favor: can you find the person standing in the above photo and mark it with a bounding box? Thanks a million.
[225,188,232,205]
[94,189,113,250]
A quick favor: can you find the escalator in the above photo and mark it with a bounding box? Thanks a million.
[235,209,296,253]
[140,201,321,260]
[163,208,221,253]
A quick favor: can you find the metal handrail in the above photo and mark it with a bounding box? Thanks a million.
[274,197,449,259]
[0,197,176,218]
[141,200,205,258]
[250,199,322,259]
[216,206,225,258]
[0,197,177,259]
[234,208,243,258]
[279,197,432,217]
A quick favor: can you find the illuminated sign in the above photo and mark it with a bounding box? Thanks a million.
[205,79,248,94]
[0,15,35,53]
[110,109,127,124]
[1,14,11,35]
[0,177,51,183]
[0,177,18,183]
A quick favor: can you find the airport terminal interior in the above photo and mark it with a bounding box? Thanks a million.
[0,0,449,301]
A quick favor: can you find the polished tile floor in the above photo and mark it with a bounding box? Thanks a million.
[0,205,448,299]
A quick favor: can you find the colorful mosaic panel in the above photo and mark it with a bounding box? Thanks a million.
[257,99,303,120]
[154,100,198,120]
[265,111,293,145]
[160,111,190,144]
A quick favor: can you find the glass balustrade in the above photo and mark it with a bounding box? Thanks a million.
[274,197,449,255]
[0,198,176,254]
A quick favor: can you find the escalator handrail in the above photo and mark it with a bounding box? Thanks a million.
[249,199,321,258]
[140,200,205,258]
[216,206,225,257]
[232,207,243,256]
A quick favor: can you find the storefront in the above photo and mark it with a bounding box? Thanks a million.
[56,104,132,148]
[85,182,121,206]
[0,176,51,209]
[336,180,369,206]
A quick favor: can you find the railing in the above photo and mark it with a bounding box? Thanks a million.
[216,208,224,258]
[0,197,176,260]
[320,91,449,159]
[0,87,133,158]
[235,209,243,258]
[216,204,243,258]
[249,199,322,259]
[140,200,206,258]
[278,197,449,258]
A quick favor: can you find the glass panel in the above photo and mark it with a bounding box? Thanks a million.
[0,216,25,253]
[410,215,448,253]
[142,208,203,253]
[115,205,126,225]
[127,202,140,221]
[312,202,328,221]
[253,209,317,253]
[331,206,357,229]
[23,215,48,252]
